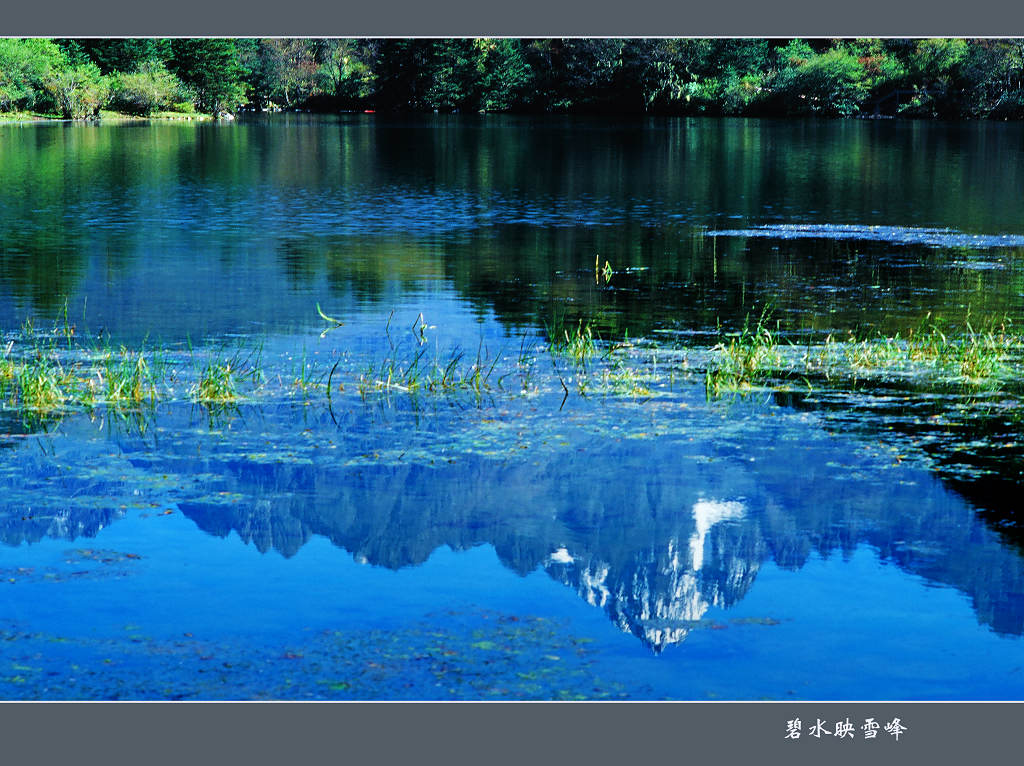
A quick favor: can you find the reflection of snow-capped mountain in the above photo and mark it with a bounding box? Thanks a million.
[690,499,745,571]
[545,499,754,651]
[6,403,1024,645]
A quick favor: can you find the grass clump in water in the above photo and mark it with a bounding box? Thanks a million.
[815,313,1022,387]
[98,349,158,406]
[1,347,163,414]
[917,316,1018,383]
[1,325,76,413]
[701,309,1022,400]
[547,319,597,364]
[705,307,781,398]
[358,343,498,401]
[191,361,239,404]
[599,356,652,398]
[187,342,264,405]
[13,354,69,411]
[354,311,500,403]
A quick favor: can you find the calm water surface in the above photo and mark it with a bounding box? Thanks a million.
[2,115,1024,699]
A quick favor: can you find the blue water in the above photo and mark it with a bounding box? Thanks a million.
[2,116,1024,699]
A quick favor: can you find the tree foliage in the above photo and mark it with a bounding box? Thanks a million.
[44,62,108,118]
[59,39,172,75]
[771,46,871,116]
[4,38,1024,120]
[241,39,320,108]
[108,62,186,116]
[0,38,65,111]
[168,39,247,114]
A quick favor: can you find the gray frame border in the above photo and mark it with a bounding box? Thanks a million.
[2,0,1024,36]
[2,701,1020,764]
[2,0,1024,763]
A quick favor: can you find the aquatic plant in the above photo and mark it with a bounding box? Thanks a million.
[547,318,597,365]
[100,348,157,406]
[357,339,499,402]
[2,305,1019,429]
[0,342,154,415]
[291,347,324,396]
[810,313,1022,387]
[191,361,239,403]
[705,307,781,397]
[14,353,68,411]
[701,308,1024,401]
[600,356,652,397]
[188,342,265,405]
[316,303,345,338]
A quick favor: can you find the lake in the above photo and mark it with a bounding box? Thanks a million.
[2,114,1024,699]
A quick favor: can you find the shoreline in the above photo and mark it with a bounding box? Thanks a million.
[0,110,215,124]
[2,111,1019,126]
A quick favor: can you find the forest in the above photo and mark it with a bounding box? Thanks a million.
[1,38,1023,119]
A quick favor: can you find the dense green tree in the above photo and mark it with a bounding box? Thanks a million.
[0,38,65,112]
[44,62,108,118]
[615,40,685,112]
[523,39,624,111]
[108,62,186,116]
[425,39,484,111]
[168,39,247,114]
[959,39,1024,117]
[899,38,970,116]
[364,39,434,111]
[845,39,907,98]
[714,39,774,76]
[59,39,171,75]
[478,39,532,111]
[770,44,869,116]
[242,39,320,108]
[7,37,1024,120]
[312,39,374,106]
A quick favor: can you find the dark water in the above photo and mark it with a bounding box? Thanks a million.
[2,115,1024,699]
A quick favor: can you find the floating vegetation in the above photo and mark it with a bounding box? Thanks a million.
[708,223,1024,249]
[190,362,239,404]
[844,314,1018,383]
[704,307,782,397]
[0,306,661,425]
[546,317,597,364]
[598,355,654,397]
[346,310,508,404]
[99,349,158,406]
[702,308,1024,399]
[356,339,500,401]
[0,609,634,700]
[797,314,1024,391]
[0,319,266,422]
[1,344,159,414]
[4,305,1023,433]
[185,342,263,406]
[8,354,68,411]
[542,318,654,399]
[1,549,144,585]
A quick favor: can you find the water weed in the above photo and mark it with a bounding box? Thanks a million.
[703,308,1024,399]
[547,318,597,365]
[100,349,157,406]
[15,354,68,411]
[806,314,1021,388]
[3,306,1021,424]
[357,338,499,403]
[191,362,239,403]
[705,306,781,397]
